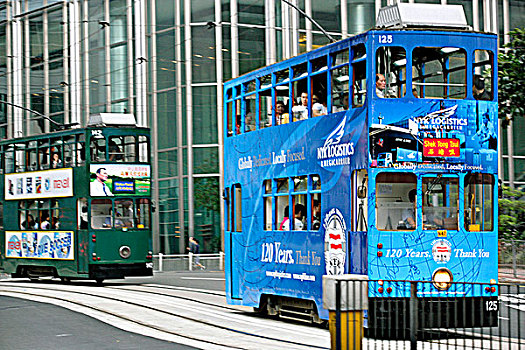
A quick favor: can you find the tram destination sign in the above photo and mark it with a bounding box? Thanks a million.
[423,138,460,158]
[5,168,73,200]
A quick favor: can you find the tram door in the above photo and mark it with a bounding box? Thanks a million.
[226,185,242,299]
[77,198,90,273]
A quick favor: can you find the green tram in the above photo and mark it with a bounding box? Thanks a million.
[0,114,153,283]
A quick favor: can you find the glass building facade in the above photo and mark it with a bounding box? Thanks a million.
[0,0,523,253]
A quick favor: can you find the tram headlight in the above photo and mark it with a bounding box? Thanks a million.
[432,268,453,290]
[119,246,131,259]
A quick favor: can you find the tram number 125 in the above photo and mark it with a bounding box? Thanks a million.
[378,35,393,43]
[485,300,498,311]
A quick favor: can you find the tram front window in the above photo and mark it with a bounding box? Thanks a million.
[422,176,459,230]
[91,199,112,229]
[376,173,417,231]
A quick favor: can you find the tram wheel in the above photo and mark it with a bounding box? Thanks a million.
[60,277,71,283]
[95,278,104,285]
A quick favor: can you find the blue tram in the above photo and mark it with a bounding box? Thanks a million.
[223,4,499,327]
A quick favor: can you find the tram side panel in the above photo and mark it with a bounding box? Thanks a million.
[225,109,368,318]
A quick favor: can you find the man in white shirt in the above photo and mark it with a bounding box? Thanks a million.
[90,167,113,196]
[292,92,309,121]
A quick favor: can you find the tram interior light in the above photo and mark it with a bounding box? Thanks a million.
[441,47,459,54]
[336,75,349,82]
[393,58,406,67]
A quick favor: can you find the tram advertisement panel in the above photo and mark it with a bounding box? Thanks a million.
[5,168,73,200]
[89,164,151,197]
[369,101,497,173]
[5,231,74,260]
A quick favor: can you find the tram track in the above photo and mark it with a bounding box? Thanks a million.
[0,280,330,350]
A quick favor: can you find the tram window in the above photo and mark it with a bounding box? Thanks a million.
[91,199,113,229]
[109,136,136,162]
[115,199,134,228]
[312,175,321,191]
[275,69,290,125]
[232,184,242,232]
[311,56,328,117]
[275,195,288,231]
[263,180,272,231]
[78,198,88,229]
[259,88,272,128]
[234,86,242,135]
[259,74,272,128]
[27,142,38,171]
[412,47,466,99]
[76,134,86,166]
[63,137,75,167]
[352,44,367,107]
[292,63,308,122]
[0,202,3,230]
[135,198,151,229]
[244,94,256,132]
[376,47,406,98]
[276,177,289,193]
[331,49,349,112]
[224,187,230,231]
[5,147,14,173]
[38,200,51,230]
[473,50,493,101]
[91,136,106,162]
[352,170,368,231]
[464,174,494,232]
[422,177,459,230]
[15,144,25,172]
[138,136,149,162]
[292,176,307,230]
[376,173,417,231]
[226,88,233,137]
[312,194,321,231]
[19,201,39,230]
[50,145,62,169]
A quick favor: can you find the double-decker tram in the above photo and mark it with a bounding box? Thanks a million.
[0,114,153,283]
[223,4,499,328]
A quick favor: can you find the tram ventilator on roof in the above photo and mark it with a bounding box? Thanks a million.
[376,3,470,30]
[88,113,137,127]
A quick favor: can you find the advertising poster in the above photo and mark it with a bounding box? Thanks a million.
[5,231,74,260]
[5,169,73,200]
[89,164,151,197]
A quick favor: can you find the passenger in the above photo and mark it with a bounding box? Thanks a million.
[312,200,321,230]
[292,92,309,121]
[51,152,62,168]
[52,217,60,230]
[275,100,289,125]
[473,75,491,100]
[245,112,255,132]
[376,74,386,98]
[280,204,306,231]
[108,140,123,161]
[312,94,327,117]
[40,214,51,230]
[400,189,417,229]
[412,87,419,98]
[21,214,38,230]
[187,237,206,270]
[334,93,349,112]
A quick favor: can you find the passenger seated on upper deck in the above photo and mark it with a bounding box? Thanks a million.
[333,93,349,112]
[312,94,327,117]
[275,100,289,125]
[473,75,491,101]
[292,92,309,121]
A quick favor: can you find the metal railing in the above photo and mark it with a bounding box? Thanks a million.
[329,279,524,350]
[499,239,525,279]
[153,252,224,272]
